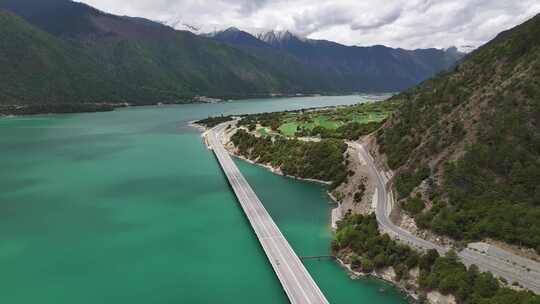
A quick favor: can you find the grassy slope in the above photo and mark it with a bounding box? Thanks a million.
[278,113,387,137]
[240,101,396,138]
[377,13,540,252]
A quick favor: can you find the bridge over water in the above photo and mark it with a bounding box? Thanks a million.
[207,123,329,304]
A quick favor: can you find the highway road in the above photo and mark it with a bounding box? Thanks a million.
[355,142,540,294]
[208,123,329,304]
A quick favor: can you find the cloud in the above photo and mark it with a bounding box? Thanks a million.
[79,0,540,50]
[350,5,403,30]
[237,0,269,14]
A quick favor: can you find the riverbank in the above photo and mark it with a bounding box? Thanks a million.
[334,253,458,304]
[1,93,347,117]
[195,121,333,186]
[195,121,422,303]
[195,120,374,230]
[1,95,413,304]
[0,103,119,116]
[335,256,420,303]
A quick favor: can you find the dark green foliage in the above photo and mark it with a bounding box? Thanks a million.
[0,103,115,115]
[231,129,348,188]
[420,249,440,271]
[402,195,426,215]
[361,257,375,273]
[334,214,540,304]
[195,115,233,128]
[239,112,285,131]
[395,166,430,199]
[334,213,420,272]
[353,192,362,203]
[418,253,517,303]
[377,13,540,252]
[354,183,366,203]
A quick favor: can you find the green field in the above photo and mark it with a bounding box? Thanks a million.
[239,100,400,139]
[277,110,389,137]
[256,127,280,137]
[278,122,299,136]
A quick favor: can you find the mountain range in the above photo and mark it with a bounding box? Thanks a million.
[209,27,464,92]
[378,12,540,253]
[0,0,463,112]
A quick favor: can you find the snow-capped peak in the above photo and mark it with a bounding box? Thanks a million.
[457,45,477,53]
[255,30,304,44]
[203,27,247,38]
[161,17,224,34]
[158,19,306,43]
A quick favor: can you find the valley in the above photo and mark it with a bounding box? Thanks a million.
[0,96,410,304]
[196,14,540,300]
[1,1,539,304]
[199,98,540,302]
[0,0,461,113]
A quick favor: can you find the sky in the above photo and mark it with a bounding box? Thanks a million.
[78,0,540,51]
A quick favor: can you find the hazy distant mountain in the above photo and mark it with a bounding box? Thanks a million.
[0,0,464,112]
[255,30,302,46]
[210,27,465,92]
[209,27,271,48]
[209,28,329,91]
[161,18,215,35]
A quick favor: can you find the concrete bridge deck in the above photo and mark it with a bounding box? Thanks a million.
[207,123,329,304]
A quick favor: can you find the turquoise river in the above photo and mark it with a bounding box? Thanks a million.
[0,96,409,303]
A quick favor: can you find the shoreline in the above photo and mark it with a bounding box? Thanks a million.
[0,103,120,117]
[194,121,418,303]
[0,93,358,117]
[231,154,333,186]
[194,121,333,186]
[335,257,420,303]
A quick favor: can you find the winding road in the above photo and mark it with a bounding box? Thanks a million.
[355,142,540,294]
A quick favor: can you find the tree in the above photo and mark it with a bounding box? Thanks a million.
[474,273,499,298]
[445,250,459,264]
[405,254,419,269]
[420,249,440,271]
[534,185,540,206]
[404,195,426,215]
[374,253,388,269]
[361,257,374,273]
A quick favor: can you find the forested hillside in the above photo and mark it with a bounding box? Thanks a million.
[377,13,540,253]
[0,0,297,110]
[0,10,108,105]
[231,129,349,188]
[0,0,464,113]
[211,28,464,92]
[334,214,540,304]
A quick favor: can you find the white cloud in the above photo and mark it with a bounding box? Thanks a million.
[78,0,540,50]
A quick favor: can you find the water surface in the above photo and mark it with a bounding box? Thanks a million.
[0,95,407,303]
